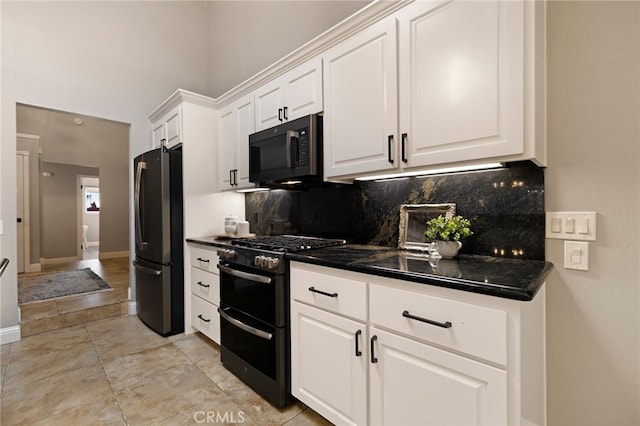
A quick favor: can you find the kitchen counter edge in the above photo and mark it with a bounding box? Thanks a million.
[186,237,553,302]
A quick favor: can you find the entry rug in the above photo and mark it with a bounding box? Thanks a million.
[18,268,112,304]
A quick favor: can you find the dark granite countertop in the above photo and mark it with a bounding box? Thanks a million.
[187,236,232,248]
[287,245,552,301]
[187,237,552,301]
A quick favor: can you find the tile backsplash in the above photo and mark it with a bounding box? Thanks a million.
[245,161,545,260]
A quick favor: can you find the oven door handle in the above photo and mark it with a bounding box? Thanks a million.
[218,307,273,341]
[217,263,272,284]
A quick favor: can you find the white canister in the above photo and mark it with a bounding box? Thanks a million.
[224,215,238,235]
[236,220,250,236]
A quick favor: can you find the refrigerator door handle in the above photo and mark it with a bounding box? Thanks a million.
[132,260,162,276]
[134,161,147,250]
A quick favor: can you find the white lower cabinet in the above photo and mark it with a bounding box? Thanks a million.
[290,261,545,426]
[186,244,220,343]
[291,302,367,426]
[369,327,507,426]
[191,293,220,343]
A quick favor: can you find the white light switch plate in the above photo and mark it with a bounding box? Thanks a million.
[564,241,589,271]
[546,212,596,241]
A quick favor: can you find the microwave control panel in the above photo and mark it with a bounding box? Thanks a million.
[297,129,309,166]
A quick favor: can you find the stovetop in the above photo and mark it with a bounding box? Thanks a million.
[231,235,347,253]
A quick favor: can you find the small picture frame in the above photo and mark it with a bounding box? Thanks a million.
[398,203,456,251]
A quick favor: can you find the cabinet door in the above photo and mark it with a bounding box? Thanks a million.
[234,95,254,189]
[282,57,323,122]
[255,79,285,131]
[323,17,398,179]
[398,0,524,167]
[165,107,182,148]
[219,95,255,190]
[291,302,367,426]
[370,327,507,426]
[152,121,166,148]
[218,106,236,190]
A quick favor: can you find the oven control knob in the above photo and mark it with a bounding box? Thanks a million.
[254,255,264,267]
[218,249,236,260]
[267,258,279,269]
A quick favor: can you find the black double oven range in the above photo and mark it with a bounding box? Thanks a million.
[215,235,345,407]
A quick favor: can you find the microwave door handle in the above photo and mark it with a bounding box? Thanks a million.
[286,130,299,168]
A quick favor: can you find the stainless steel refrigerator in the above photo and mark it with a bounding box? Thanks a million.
[133,145,184,336]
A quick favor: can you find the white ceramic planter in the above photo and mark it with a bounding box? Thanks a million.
[435,240,462,259]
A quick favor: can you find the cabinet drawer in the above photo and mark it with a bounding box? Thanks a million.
[369,283,507,365]
[191,294,220,343]
[190,267,219,305]
[291,265,367,321]
[190,246,219,273]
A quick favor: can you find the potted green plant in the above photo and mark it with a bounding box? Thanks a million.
[424,215,473,259]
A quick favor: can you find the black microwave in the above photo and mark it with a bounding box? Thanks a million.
[249,114,322,185]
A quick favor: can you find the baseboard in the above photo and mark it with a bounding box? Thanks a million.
[29,263,42,272]
[0,325,21,344]
[128,301,137,315]
[40,256,80,265]
[99,250,129,260]
[87,241,99,248]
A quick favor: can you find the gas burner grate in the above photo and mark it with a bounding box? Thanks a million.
[231,235,346,252]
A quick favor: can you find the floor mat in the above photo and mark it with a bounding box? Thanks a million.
[19,268,112,304]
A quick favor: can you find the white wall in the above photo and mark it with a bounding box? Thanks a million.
[546,2,640,424]
[1,1,209,334]
[206,0,369,97]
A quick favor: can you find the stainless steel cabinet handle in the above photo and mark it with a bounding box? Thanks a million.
[308,286,338,298]
[402,310,452,329]
[355,330,362,357]
[371,335,378,363]
[401,133,408,163]
[219,308,273,340]
[217,263,272,284]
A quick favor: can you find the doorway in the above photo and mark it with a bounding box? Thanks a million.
[79,176,100,260]
[16,103,130,266]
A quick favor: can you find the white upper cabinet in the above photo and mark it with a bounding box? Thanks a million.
[323,0,544,181]
[322,17,398,178]
[255,57,323,131]
[218,94,254,191]
[151,106,182,149]
[398,0,524,167]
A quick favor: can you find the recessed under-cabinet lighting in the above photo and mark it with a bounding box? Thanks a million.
[355,162,504,182]
[236,187,270,193]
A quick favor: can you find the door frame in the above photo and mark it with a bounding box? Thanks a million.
[16,150,30,273]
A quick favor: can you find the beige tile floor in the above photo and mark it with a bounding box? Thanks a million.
[0,315,332,426]
[19,257,130,337]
